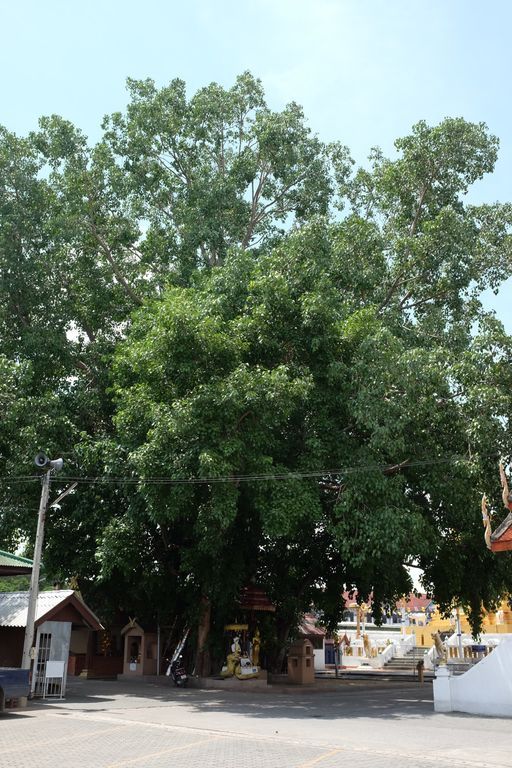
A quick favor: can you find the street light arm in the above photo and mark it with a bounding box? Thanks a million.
[50,482,78,508]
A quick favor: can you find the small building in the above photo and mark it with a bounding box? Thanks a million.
[0,550,33,576]
[341,590,435,626]
[396,594,435,625]
[0,590,102,696]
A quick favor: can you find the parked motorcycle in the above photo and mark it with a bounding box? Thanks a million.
[166,655,188,687]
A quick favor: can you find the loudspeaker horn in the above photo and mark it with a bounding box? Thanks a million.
[34,452,50,468]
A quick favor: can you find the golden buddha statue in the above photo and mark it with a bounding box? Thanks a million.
[251,628,261,668]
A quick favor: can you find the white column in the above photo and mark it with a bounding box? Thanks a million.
[433,665,453,712]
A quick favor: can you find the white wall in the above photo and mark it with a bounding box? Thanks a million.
[434,638,512,717]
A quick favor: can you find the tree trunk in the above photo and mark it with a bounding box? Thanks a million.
[271,615,292,674]
[194,596,211,677]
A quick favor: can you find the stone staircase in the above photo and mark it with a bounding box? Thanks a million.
[384,646,430,674]
[384,647,478,677]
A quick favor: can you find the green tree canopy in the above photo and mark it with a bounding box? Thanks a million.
[1,74,512,663]
[112,195,512,650]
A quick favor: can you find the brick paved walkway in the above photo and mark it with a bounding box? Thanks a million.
[0,678,509,768]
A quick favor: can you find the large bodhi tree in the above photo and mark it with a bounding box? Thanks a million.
[1,73,512,665]
[0,72,344,613]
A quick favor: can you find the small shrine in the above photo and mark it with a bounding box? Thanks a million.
[219,584,274,681]
[120,619,158,677]
[287,638,315,684]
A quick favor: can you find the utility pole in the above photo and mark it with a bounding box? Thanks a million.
[21,469,51,669]
[456,607,464,660]
[21,454,64,671]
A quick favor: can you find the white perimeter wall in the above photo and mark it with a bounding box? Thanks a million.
[434,638,512,717]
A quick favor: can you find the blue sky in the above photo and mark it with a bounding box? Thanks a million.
[2,0,510,327]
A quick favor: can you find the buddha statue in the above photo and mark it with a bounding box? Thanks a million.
[251,628,261,668]
[221,636,242,678]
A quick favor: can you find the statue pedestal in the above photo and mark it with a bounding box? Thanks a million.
[433,665,452,712]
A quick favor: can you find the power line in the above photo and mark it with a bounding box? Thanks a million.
[0,477,44,485]
[0,506,40,512]
[0,452,498,487]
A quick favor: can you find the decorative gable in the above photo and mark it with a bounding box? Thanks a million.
[490,512,512,553]
[482,462,512,553]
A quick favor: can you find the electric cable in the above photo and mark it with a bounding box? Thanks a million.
[0,451,501,487]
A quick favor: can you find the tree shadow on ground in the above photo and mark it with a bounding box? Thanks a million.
[29,677,437,722]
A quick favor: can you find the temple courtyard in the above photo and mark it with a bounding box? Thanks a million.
[0,678,510,768]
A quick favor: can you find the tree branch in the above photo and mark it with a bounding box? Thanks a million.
[409,183,429,237]
[76,358,98,383]
[378,182,431,313]
[401,291,451,311]
[242,165,270,248]
[89,222,143,306]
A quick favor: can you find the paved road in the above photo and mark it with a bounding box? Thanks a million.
[0,678,509,768]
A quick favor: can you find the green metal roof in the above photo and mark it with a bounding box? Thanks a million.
[0,550,33,575]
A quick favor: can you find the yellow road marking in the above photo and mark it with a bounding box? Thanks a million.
[106,735,225,767]
[298,748,344,767]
